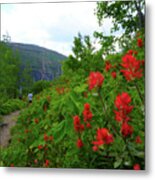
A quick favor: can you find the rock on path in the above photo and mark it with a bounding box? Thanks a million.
[0,111,20,147]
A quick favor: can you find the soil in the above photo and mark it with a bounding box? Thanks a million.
[0,111,20,147]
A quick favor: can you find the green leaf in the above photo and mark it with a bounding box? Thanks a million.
[114,158,122,168]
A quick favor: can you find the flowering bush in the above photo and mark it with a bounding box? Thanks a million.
[1,33,144,170]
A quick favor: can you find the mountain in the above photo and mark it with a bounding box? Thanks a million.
[8,42,67,81]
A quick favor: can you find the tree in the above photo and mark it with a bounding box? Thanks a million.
[0,41,21,99]
[96,0,145,35]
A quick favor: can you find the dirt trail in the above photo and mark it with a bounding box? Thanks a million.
[0,111,20,147]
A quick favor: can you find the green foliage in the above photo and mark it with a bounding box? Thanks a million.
[96,0,145,35]
[0,42,21,99]
[32,80,51,95]
[0,99,26,115]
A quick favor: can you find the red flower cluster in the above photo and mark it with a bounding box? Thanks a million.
[38,145,43,150]
[73,115,84,132]
[111,71,117,79]
[77,138,84,148]
[137,38,143,48]
[114,92,134,137]
[83,103,93,128]
[56,87,65,95]
[120,54,143,81]
[88,72,104,90]
[44,159,50,167]
[133,163,141,170]
[44,134,53,142]
[127,50,138,56]
[105,61,112,72]
[92,128,114,151]
[135,136,142,144]
[73,103,94,149]
[121,122,133,137]
[73,103,93,133]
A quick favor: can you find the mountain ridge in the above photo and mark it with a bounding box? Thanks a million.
[8,42,67,81]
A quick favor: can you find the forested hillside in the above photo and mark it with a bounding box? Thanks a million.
[9,42,67,81]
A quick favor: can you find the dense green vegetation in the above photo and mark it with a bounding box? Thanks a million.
[0,0,145,170]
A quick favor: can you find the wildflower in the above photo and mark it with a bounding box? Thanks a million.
[133,163,141,170]
[44,134,49,141]
[137,38,143,48]
[86,122,91,128]
[44,159,50,167]
[77,138,84,148]
[135,136,142,144]
[105,61,112,71]
[83,103,93,122]
[120,54,143,81]
[34,118,39,124]
[92,128,114,147]
[38,145,43,150]
[114,110,130,123]
[115,92,133,113]
[92,146,98,152]
[34,159,38,164]
[49,136,53,141]
[127,50,138,56]
[111,71,117,79]
[121,122,133,137]
[10,164,14,167]
[73,115,84,132]
[88,72,104,90]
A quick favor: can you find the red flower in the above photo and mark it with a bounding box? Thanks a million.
[34,159,38,164]
[92,128,114,147]
[105,61,112,71]
[86,122,91,128]
[73,115,84,132]
[49,136,53,141]
[114,110,130,123]
[115,92,133,112]
[137,38,143,48]
[34,118,39,124]
[84,103,90,110]
[44,159,50,167]
[88,72,104,90]
[92,146,98,152]
[133,163,141,170]
[121,122,133,137]
[120,54,143,81]
[77,138,84,148]
[111,71,117,79]
[127,50,138,56]
[38,145,43,150]
[135,136,142,144]
[83,103,93,123]
[10,163,14,167]
[44,134,49,141]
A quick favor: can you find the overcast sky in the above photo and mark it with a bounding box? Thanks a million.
[1,1,113,56]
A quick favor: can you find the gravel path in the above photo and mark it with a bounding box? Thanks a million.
[0,111,20,147]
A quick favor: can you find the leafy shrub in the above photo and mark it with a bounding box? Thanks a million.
[32,80,51,95]
[0,99,26,115]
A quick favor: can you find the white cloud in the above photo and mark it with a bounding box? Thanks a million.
[1,1,112,56]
